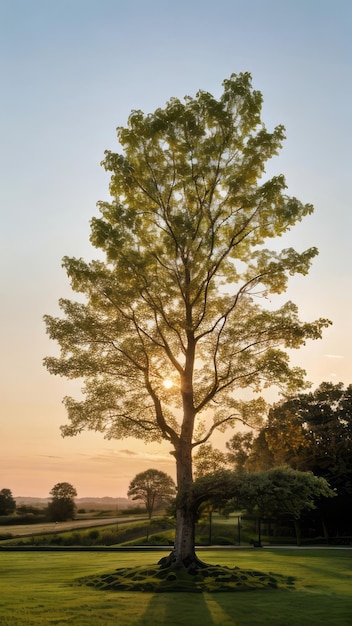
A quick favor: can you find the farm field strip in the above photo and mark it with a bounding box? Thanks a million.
[0,514,149,537]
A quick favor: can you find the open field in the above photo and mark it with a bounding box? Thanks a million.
[0,549,351,625]
[0,514,149,538]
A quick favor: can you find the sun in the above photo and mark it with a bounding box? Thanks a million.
[163,378,174,389]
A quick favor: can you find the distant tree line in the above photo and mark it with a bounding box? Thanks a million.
[0,482,77,522]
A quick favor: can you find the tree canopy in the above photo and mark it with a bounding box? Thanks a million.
[0,488,16,516]
[193,443,228,479]
[236,382,352,484]
[47,482,77,522]
[239,382,352,536]
[192,467,334,515]
[127,469,176,519]
[231,467,335,522]
[44,72,330,566]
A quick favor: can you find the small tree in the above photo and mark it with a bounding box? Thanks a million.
[233,467,335,545]
[191,467,335,545]
[47,482,77,521]
[0,488,16,516]
[128,469,176,519]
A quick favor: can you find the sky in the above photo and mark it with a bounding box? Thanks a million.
[1,0,351,498]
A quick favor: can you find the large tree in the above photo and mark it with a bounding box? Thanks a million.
[44,73,330,568]
[246,382,352,535]
[128,469,176,519]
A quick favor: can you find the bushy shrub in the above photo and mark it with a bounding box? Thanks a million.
[0,514,47,525]
[121,507,146,515]
[146,534,167,545]
[88,529,100,541]
[16,505,44,516]
[212,536,235,545]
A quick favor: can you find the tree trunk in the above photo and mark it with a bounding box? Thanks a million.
[158,343,205,570]
[175,441,196,564]
[159,438,204,569]
[172,505,197,565]
[322,518,329,542]
[208,507,213,545]
[293,519,301,546]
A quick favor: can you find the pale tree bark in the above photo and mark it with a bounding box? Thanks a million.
[160,442,203,569]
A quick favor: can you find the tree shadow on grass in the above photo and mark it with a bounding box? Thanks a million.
[74,563,297,626]
[135,589,352,626]
[204,590,352,626]
[134,592,216,626]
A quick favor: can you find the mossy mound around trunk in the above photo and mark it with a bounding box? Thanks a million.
[75,563,295,593]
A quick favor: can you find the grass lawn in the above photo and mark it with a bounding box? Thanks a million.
[0,548,351,625]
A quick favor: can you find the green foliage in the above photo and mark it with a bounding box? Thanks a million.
[128,469,176,519]
[43,72,330,562]
[44,72,329,448]
[49,482,77,500]
[191,467,334,529]
[233,467,335,521]
[120,506,146,515]
[47,482,77,522]
[6,518,175,547]
[193,444,228,479]
[261,382,352,484]
[226,431,254,470]
[16,505,44,516]
[0,514,47,526]
[87,529,100,541]
[241,382,352,534]
[0,489,16,516]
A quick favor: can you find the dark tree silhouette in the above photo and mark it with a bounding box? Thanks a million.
[128,469,176,519]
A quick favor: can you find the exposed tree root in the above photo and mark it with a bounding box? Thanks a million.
[75,562,296,593]
[158,549,209,571]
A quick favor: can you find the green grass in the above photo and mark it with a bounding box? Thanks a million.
[0,549,351,625]
[3,518,173,547]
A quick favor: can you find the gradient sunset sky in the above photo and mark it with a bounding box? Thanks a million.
[1,0,351,498]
